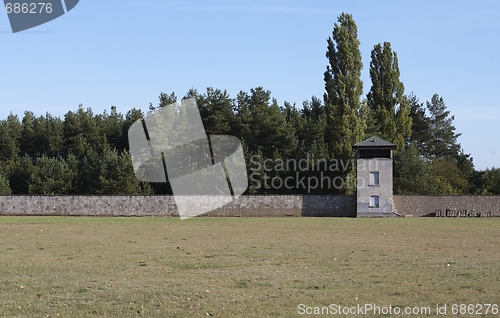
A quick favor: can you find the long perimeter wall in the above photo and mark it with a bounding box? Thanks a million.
[0,195,356,217]
[0,195,499,217]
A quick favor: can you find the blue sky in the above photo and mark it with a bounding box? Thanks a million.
[1,0,499,170]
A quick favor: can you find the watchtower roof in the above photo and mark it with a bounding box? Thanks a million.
[353,136,396,150]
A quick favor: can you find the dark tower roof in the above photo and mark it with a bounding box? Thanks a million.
[353,136,396,150]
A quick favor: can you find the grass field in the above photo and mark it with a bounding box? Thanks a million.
[0,217,499,317]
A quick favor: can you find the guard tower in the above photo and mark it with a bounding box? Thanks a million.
[353,136,396,217]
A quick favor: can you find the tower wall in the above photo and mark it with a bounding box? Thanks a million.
[356,158,393,217]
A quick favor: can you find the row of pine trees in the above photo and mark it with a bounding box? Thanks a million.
[0,13,498,195]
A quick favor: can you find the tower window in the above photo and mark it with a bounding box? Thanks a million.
[369,195,380,208]
[370,171,380,186]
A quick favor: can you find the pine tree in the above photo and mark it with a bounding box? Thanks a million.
[197,87,237,136]
[45,114,64,159]
[6,114,21,152]
[393,144,436,194]
[63,105,102,158]
[98,148,142,194]
[366,42,412,149]
[74,147,102,193]
[28,156,75,194]
[101,106,125,152]
[455,151,476,194]
[20,111,37,160]
[0,173,11,195]
[407,94,431,153]
[245,147,264,194]
[0,120,18,163]
[297,97,327,155]
[150,92,177,111]
[5,155,34,194]
[122,107,145,151]
[480,168,500,194]
[236,87,297,159]
[426,94,461,159]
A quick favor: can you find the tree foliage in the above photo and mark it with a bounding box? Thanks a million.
[393,144,435,194]
[0,173,11,195]
[0,12,486,195]
[324,12,364,162]
[322,12,365,193]
[480,168,500,194]
[367,42,412,150]
[426,94,462,159]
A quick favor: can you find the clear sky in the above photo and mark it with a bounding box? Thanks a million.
[1,0,499,170]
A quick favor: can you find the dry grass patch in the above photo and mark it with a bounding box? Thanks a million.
[0,217,499,317]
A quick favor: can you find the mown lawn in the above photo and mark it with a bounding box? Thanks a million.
[0,217,499,317]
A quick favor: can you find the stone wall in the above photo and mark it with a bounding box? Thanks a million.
[0,195,499,217]
[206,195,356,217]
[0,195,357,217]
[0,195,175,217]
[393,195,500,217]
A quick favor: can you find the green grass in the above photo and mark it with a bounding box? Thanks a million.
[0,217,499,317]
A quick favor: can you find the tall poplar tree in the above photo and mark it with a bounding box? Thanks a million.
[366,42,412,150]
[323,13,364,164]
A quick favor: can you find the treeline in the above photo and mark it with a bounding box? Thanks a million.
[0,106,150,195]
[0,12,498,195]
